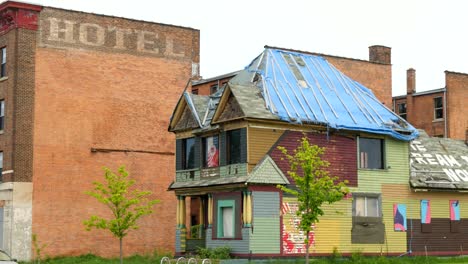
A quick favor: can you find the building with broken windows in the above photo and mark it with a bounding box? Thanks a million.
[393,69,468,140]
[0,1,199,260]
[166,46,468,257]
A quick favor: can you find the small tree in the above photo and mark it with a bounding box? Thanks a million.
[83,166,159,264]
[277,135,348,264]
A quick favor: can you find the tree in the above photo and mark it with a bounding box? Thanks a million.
[277,135,348,264]
[83,166,159,264]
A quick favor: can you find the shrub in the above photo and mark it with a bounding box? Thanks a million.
[196,246,231,259]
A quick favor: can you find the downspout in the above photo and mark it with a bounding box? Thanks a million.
[444,90,447,138]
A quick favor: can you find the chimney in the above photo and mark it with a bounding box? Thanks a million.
[407,68,416,94]
[369,45,391,64]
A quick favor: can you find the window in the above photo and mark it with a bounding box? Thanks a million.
[217,200,235,238]
[0,152,3,181]
[354,196,380,217]
[397,103,407,120]
[182,138,195,169]
[0,100,4,131]
[0,47,5,78]
[192,88,199,95]
[434,97,443,119]
[203,136,219,168]
[351,193,384,244]
[210,84,218,94]
[359,137,384,169]
[227,129,241,164]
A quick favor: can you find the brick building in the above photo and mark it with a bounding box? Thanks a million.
[393,69,468,139]
[0,1,199,260]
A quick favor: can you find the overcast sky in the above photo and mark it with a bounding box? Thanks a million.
[34,0,467,96]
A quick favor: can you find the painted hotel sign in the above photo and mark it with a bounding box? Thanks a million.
[38,8,194,60]
[410,131,468,189]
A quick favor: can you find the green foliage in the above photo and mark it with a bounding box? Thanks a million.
[83,166,159,264]
[196,246,231,259]
[277,135,349,263]
[83,166,159,239]
[190,224,203,239]
[31,234,48,264]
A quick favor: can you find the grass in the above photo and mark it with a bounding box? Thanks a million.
[19,254,468,264]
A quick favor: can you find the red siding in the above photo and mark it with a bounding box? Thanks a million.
[270,131,357,187]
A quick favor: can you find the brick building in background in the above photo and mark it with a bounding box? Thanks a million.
[393,69,467,139]
[193,45,393,107]
[0,1,199,260]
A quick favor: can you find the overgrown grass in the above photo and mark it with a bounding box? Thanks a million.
[19,254,468,264]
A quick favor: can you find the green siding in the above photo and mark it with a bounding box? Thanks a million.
[356,138,409,192]
[251,192,280,253]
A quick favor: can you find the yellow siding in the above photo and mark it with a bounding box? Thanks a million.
[247,127,283,172]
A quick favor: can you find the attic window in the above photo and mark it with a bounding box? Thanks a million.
[282,53,307,88]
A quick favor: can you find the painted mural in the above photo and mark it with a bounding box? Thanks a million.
[281,198,315,254]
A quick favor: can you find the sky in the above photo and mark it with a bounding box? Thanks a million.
[32,0,468,96]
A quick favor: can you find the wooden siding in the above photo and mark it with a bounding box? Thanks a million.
[248,127,284,172]
[407,218,468,253]
[251,192,280,253]
[205,228,250,254]
[270,131,357,187]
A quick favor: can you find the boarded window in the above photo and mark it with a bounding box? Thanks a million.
[227,129,241,164]
[352,193,384,244]
[421,199,432,233]
[359,137,384,169]
[450,200,460,233]
[393,204,407,232]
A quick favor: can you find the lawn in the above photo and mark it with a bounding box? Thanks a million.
[19,254,468,264]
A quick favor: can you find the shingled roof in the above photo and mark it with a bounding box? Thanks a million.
[410,130,468,190]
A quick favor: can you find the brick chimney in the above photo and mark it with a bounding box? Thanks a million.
[407,68,416,94]
[369,45,391,64]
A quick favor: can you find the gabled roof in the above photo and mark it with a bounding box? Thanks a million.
[225,47,418,141]
[410,130,468,190]
[247,155,290,185]
[169,87,223,132]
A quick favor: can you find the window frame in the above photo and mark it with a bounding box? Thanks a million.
[210,84,218,94]
[182,137,196,170]
[0,151,3,181]
[226,129,241,165]
[433,97,443,120]
[397,102,407,120]
[0,47,5,78]
[216,200,235,238]
[202,135,219,168]
[0,100,4,131]
[352,193,382,218]
[358,137,385,170]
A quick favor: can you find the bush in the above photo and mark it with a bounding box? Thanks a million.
[196,246,231,259]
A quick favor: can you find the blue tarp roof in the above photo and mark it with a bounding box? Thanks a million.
[244,48,418,141]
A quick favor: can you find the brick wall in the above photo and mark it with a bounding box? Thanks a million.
[32,7,199,258]
[269,131,357,187]
[446,71,468,140]
[324,56,392,107]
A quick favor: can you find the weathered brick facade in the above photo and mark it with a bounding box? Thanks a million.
[393,69,467,140]
[0,1,199,261]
